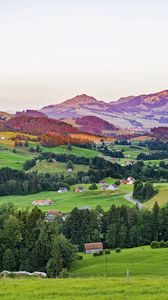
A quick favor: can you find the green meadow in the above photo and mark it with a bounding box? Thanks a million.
[1,276,168,300]
[71,246,168,277]
[0,188,133,213]
[1,247,168,300]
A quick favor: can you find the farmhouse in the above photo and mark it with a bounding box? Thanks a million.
[101,184,118,191]
[46,210,62,222]
[75,186,85,193]
[84,242,103,254]
[32,199,53,206]
[58,187,68,193]
[120,177,135,185]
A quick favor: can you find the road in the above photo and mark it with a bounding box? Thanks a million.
[124,193,143,209]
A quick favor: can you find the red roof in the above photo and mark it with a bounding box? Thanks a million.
[48,210,61,215]
[84,242,103,250]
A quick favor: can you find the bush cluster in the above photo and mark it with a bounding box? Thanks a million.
[151,241,168,249]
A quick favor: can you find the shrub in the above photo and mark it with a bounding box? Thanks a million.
[151,241,160,249]
[93,252,99,257]
[105,249,111,255]
[165,241,168,248]
[160,241,166,248]
[76,255,83,260]
[99,250,104,256]
[115,248,121,253]
[59,269,69,278]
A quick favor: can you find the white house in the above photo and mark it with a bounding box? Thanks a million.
[58,187,68,193]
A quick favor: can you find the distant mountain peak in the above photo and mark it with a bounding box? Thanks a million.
[61,94,98,107]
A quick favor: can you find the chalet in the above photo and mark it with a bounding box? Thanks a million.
[127,177,135,184]
[75,186,85,193]
[84,242,103,254]
[101,184,118,191]
[32,199,53,206]
[46,210,62,222]
[120,177,135,185]
[58,187,68,193]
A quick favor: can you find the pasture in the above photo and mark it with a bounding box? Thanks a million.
[0,186,133,213]
[144,183,168,209]
[71,246,168,277]
[1,247,168,299]
[1,276,168,300]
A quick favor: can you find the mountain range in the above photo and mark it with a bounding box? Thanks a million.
[40,90,168,130]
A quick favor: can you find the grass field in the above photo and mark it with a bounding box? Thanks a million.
[0,148,36,170]
[30,142,101,158]
[71,246,168,277]
[144,183,168,209]
[30,160,89,174]
[1,247,168,299]
[0,185,133,213]
[1,276,168,300]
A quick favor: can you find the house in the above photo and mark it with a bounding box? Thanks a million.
[32,199,53,206]
[120,179,129,185]
[99,180,105,185]
[79,205,92,211]
[120,177,135,185]
[46,210,62,222]
[75,186,85,193]
[127,177,135,184]
[67,168,73,173]
[101,184,118,191]
[58,187,68,193]
[84,242,103,254]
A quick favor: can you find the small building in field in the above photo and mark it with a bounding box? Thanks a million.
[120,177,135,185]
[79,205,92,211]
[32,199,53,206]
[84,242,103,254]
[46,210,62,222]
[75,186,85,193]
[58,187,68,193]
[101,184,118,191]
[127,177,135,184]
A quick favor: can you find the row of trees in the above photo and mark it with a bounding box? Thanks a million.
[0,204,77,277]
[133,181,157,202]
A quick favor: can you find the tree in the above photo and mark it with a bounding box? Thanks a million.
[89,183,98,190]
[46,235,77,277]
[3,249,16,271]
[151,202,160,241]
[66,160,74,170]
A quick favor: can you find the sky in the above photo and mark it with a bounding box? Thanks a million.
[0,0,168,111]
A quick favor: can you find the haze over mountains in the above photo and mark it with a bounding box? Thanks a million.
[40,90,168,130]
[1,89,168,132]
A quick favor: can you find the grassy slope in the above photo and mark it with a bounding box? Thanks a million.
[1,247,168,299]
[1,276,168,300]
[30,142,101,158]
[30,160,89,174]
[0,188,133,213]
[144,183,168,209]
[72,246,168,277]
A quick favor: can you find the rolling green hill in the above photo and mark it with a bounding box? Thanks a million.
[1,247,168,300]
[0,185,133,213]
[71,246,168,277]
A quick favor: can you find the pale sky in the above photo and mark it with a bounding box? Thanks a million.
[0,0,168,111]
